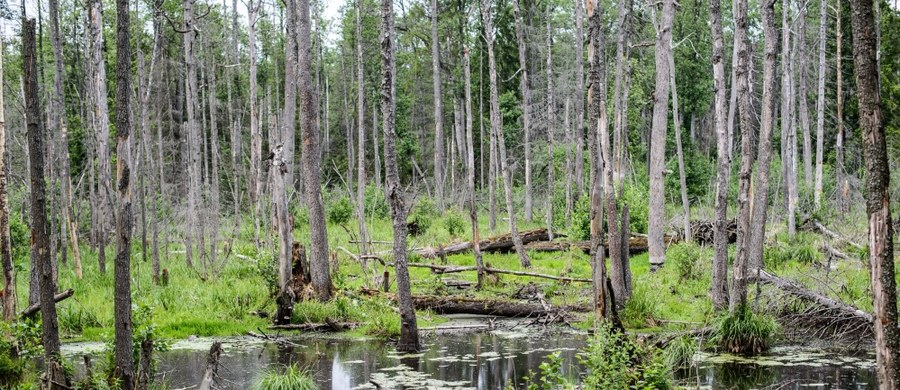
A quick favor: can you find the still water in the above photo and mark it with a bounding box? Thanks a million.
[62,324,877,389]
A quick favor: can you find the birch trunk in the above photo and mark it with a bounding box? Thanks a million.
[382,0,419,352]
[648,0,675,269]
[89,0,112,274]
[373,106,382,190]
[668,42,690,242]
[710,0,731,311]
[484,0,530,268]
[464,47,484,289]
[356,0,369,255]
[849,0,899,382]
[0,35,14,321]
[782,0,796,237]
[813,0,827,209]
[513,0,533,222]
[574,0,585,196]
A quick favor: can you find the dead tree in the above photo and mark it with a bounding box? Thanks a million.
[88,0,112,274]
[513,0,533,222]
[356,0,370,255]
[709,0,731,311]
[813,0,827,209]
[0,35,13,321]
[464,46,484,288]
[431,0,444,210]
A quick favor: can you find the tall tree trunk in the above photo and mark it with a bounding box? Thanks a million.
[184,0,204,269]
[113,0,135,384]
[587,0,607,319]
[850,0,899,384]
[431,0,444,210]
[782,0,796,237]
[668,41,690,242]
[272,144,293,324]
[729,0,755,311]
[564,97,573,227]
[835,1,846,213]
[140,3,163,284]
[545,5,555,241]
[574,0,585,196]
[382,0,419,352]
[89,0,111,274]
[513,0,533,222]
[612,0,632,183]
[488,45,497,232]
[0,35,12,321]
[648,0,675,269]
[709,0,731,311]
[813,0,827,209]
[356,0,370,255]
[229,0,241,224]
[248,0,262,242]
[484,0,530,268]
[208,56,221,271]
[24,18,66,388]
[464,46,484,289]
[798,6,812,192]
[373,106,382,190]
[299,0,332,301]
[747,0,778,271]
[283,0,299,200]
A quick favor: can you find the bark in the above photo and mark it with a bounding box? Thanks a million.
[835,2,846,213]
[782,0,797,237]
[484,0,530,269]
[298,0,332,301]
[356,0,370,255]
[19,289,74,318]
[431,0,444,210]
[798,6,813,192]
[564,98,573,226]
[749,270,873,323]
[848,0,899,383]
[814,0,827,209]
[89,0,111,274]
[248,0,262,235]
[24,18,65,388]
[729,0,754,311]
[587,0,607,320]
[612,0,633,182]
[710,0,731,311]
[136,339,153,390]
[141,0,163,284]
[207,52,221,273]
[601,24,623,306]
[545,5,555,240]
[273,145,293,324]
[668,46,691,242]
[113,0,135,384]
[464,47,484,288]
[648,0,675,268]
[382,0,419,352]
[0,35,13,321]
[513,0,533,222]
[283,0,298,196]
[747,0,778,271]
[417,228,552,258]
[229,0,241,223]
[373,106,382,190]
[574,0,585,196]
[184,0,204,269]
[197,342,223,390]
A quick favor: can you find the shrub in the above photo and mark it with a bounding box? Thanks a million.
[407,198,437,236]
[763,234,821,269]
[364,185,390,220]
[524,352,574,390]
[253,364,317,390]
[443,210,466,238]
[326,196,353,226]
[711,304,779,355]
[621,285,659,329]
[667,242,709,281]
[570,196,591,241]
[0,347,25,388]
[580,324,670,389]
[619,183,649,234]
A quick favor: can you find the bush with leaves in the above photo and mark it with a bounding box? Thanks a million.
[364,185,390,220]
[580,324,671,389]
[326,196,353,226]
[667,242,710,281]
[443,210,466,238]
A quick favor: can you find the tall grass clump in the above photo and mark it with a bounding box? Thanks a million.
[580,324,670,389]
[666,242,709,281]
[662,335,697,369]
[764,232,821,269]
[711,304,780,355]
[253,364,317,390]
[621,285,659,328]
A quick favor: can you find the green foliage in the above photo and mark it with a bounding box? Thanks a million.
[570,196,591,241]
[0,343,25,388]
[407,198,437,235]
[0,319,43,359]
[10,213,29,265]
[364,185,390,220]
[621,285,659,329]
[327,196,354,226]
[524,352,574,390]
[763,233,821,269]
[667,242,710,281]
[253,364,317,390]
[619,182,649,234]
[443,210,466,238]
[711,304,780,355]
[662,335,697,369]
[580,324,670,389]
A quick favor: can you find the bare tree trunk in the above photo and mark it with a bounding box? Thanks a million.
[729,0,754,311]
[484,0,530,268]
[89,0,112,274]
[813,0,827,209]
[564,97,573,227]
[272,145,293,324]
[612,0,632,183]
[545,5,555,240]
[464,46,484,289]
[513,0,533,222]
[488,50,497,232]
[113,0,135,384]
[283,0,299,199]
[668,41,690,242]
[798,7,812,192]
[356,0,369,255]
[248,0,262,242]
[648,0,675,269]
[299,0,332,301]
[574,0,585,196]
[782,0,796,237]
[373,106,381,190]
[382,0,419,352]
[849,0,899,383]
[746,0,778,271]
[0,35,12,321]
[431,0,444,210]
[184,0,205,269]
[229,0,241,224]
[710,0,731,311]
[835,1,846,213]
[24,18,66,388]
[587,0,607,320]
[208,56,221,271]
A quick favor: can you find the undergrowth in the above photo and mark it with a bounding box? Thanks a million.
[711,304,780,355]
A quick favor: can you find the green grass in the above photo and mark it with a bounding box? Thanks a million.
[253,364,317,390]
[711,304,780,355]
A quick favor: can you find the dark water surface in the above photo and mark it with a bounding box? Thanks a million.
[62,325,876,389]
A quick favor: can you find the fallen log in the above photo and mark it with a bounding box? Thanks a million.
[803,219,863,251]
[821,242,851,261]
[412,296,588,318]
[416,228,552,258]
[19,289,75,318]
[749,269,873,324]
[268,321,360,331]
[524,238,650,255]
[404,262,591,283]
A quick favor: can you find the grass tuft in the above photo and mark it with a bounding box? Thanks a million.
[711,304,779,355]
[253,364,317,390]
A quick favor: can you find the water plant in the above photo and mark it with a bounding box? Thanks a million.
[662,335,697,369]
[711,304,780,355]
[253,364,317,390]
[580,324,670,389]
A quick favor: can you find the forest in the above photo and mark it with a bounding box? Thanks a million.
[0,0,898,387]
